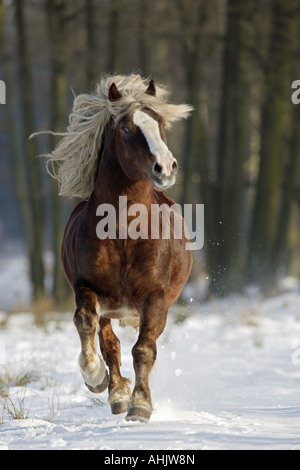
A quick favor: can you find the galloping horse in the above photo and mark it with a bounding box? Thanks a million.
[43,75,193,422]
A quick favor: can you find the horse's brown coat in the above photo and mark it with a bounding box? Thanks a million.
[61,81,192,421]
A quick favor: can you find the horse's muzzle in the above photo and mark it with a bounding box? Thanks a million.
[151,159,178,190]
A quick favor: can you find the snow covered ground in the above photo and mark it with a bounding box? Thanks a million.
[0,250,300,450]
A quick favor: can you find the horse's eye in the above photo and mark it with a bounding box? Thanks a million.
[121,126,131,136]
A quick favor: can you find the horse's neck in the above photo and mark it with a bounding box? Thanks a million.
[91,151,153,208]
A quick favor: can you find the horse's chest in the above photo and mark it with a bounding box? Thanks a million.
[92,239,170,303]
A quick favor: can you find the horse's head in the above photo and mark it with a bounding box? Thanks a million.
[107,80,178,191]
[37,74,192,199]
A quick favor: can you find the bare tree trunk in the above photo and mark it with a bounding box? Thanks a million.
[137,0,151,76]
[248,0,297,285]
[15,0,45,300]
[177,0,210,206]
[0,0,3,40]
[207,0,250,296]
[0,2,28,249]
[107,0,123,73]
[272,88,300,277]
[85,0,98,88]
[46,0,71,305]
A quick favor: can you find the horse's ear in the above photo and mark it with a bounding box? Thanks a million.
[108,82,122,101]
[146,78,156,96]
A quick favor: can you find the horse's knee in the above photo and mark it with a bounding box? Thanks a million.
[73,287,108,393]
[132,339,157,366]
[73,305,99,335]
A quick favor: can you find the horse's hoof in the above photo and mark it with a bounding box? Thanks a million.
[110,399,129,415]
[85,369,109,394]
[125,405,151,423]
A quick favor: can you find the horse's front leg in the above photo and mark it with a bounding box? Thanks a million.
[126,296,167,423]
[98,317,131,414]
[73,283,108,393]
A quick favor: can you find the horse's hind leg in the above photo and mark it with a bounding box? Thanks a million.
[74,283,108,393]
[99,318,131,414]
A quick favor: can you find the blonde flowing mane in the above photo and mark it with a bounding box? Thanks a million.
[34,74,193,200]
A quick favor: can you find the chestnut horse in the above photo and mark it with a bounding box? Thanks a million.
[43,75,193,422]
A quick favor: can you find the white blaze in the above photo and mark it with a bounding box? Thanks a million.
[133,110,175,176]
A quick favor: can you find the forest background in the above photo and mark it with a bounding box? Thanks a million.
[0,0,300,308]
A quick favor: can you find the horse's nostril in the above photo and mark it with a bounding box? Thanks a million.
[172,160,178,172]
[153,163,163,175]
